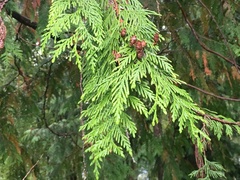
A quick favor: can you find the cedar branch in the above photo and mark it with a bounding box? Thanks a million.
[6,9,37,30]
[176,0,240,70]
[22,154,43,180]
[198,0,238,69]
[196,111,240,126]
[42,63,73,137]
[185,83,240,102]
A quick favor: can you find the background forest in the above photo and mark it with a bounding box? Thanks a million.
[0,0,240,179]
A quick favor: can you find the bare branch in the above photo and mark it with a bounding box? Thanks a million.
[185,83,240,102]
[197,0,238,69]
[79,68,87,180]
[196,111,240,126]
[176,0,240,70]
[22,154,43,180]
[6,9,37,30]
[42,62,73,137]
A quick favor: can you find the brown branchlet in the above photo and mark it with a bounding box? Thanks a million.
[153,33,159,45]
[112,50,121,66]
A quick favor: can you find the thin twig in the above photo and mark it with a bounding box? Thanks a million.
[197,0,238,70]
[42,62,72,137]
[22,154,43,180]
[156,0,160,15]
[5,12,37,46]
[13,57,31,87]
[79,69,87,179]
[157,40,173,55]
[185,83,240,102]
[196,111,240,126]
[0,74,18,89]
[176,0,239,70]
[5,9,37,30]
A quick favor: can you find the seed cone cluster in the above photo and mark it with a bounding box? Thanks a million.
[130,35,146,59]
[113,28,159,66]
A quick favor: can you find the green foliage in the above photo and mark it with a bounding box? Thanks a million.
[42,0,233,178]
[41,0,104,70]
[204,109,240,140]
[0,0,240,179]
[189,157,226,180]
